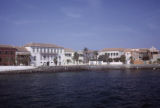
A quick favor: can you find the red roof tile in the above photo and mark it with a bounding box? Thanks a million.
[24,43,64,48]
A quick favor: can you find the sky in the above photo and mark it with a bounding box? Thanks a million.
[0,0,160,50]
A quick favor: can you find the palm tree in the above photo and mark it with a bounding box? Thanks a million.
[83,47,89,64]
[120,55,126,64]
[93,51,98,65]
[73,52,79,65]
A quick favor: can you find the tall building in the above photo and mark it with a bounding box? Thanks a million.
[24,43,64,66]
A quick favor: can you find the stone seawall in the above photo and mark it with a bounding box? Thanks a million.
[0,64,160,74]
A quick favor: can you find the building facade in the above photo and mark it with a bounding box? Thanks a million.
[0,44,17,66]
[64,48,75,65]
[77,50,84,65]
[24,43,64,66]
[124,49,132,64]
[131,49,151,64]
[149,46,160,63]
[98,48,125,64]
[15,47,31,66]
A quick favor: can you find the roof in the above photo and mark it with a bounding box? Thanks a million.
[15,46,29,52]
[130,48,150,53]
[24,43,64,48]
[124,49,133,52]
[100,48,126,52]
[0,44,16,49]
[64,48,75,52]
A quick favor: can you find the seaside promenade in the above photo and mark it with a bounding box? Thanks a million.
[0,64,160,74]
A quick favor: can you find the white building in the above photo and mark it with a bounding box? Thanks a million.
[64,48,75,65]
[24,43,65,66]
[77,50,84,65]
[99,48,125,58]
[98,48,125,64]
[124,49,132,64]
[149,46,160,63]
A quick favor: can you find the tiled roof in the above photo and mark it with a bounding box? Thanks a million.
[100,48,126,52]
[24,43,64,48]
[124,49,133,52]
[15,46,29,52]
[64,48,75,52]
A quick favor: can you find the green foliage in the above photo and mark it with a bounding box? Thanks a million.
[157,58,160,64]
[120,55,126,64]
[73,52,79,63]
[54,57,58,66]
[66,59,71,64]
[98,54,109,62]
[130,56,134,64]
[83,47,89,63]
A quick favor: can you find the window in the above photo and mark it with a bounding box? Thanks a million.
[37,48,39,52]
[65,54,71,57]
[40,48,42,53]
[0,51,1,54]
[33,48,35,52]
[5,51,8,54]
[0,58,1,62]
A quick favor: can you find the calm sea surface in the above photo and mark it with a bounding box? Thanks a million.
[0,70,160,108]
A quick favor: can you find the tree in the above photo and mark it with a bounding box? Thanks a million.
[130,56,134,64]
[113,58,120,62]
[93,51,98,64]
[54,56,58,66]
[66,59,71,64]
[108,58,113,62]
[157,59,160,64]
[120,55,126,64]
[98,54,109,63]
[73,52,79,64]
[83,47,89,64]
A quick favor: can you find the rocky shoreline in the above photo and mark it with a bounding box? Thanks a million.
[0,64,160,74]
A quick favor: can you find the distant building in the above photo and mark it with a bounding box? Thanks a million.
[124,49,132,64]
[15,47,31,66]
[77,50,84,65]
[0,44,17,66]
[149,46,160,63]
[131,48,151,64]
[98,48,125,64]
[64,48,75,65]
[24,43,64,66]
[99,48,125,59]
